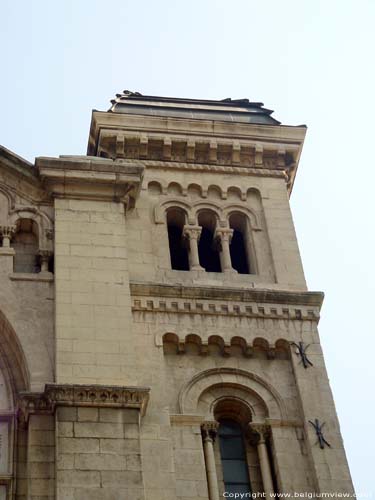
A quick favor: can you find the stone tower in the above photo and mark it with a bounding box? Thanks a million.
[0,92,353,500]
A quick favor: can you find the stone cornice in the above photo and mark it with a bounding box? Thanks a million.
[130,282,324,309]
[88,110,306,151]
[88,111,306,194]
[118,159,288,179]
[18,384,150,424]
[0,145,36,181]
[36,156,144,206]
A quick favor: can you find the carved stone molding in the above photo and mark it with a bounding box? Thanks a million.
[248,422,271,444]
[131,284,322,321]
[183,225,202,242]
[36,157,144,208]
[93,133,294,176]
[201,421,219,442]
[37,249,53,272]
[18,384,150,425]
[0,225,16,247]
[130,282,324,309]
[214,227,233,244]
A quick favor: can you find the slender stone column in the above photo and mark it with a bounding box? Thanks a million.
[201,421,220,500]
[215,227,234,273]
[249,423,274,500]
[183,225,203,270]
[0,225,16,247]
[38,250,53,272]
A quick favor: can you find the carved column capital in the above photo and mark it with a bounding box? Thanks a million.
[248,422,271,444]
[201,420,219,443]
[183,225,204,270]
[0,225,16,247]
[214,227,234,272]
[183,225,202,242]
[38,250,53,272]
[214,227,234,246]
[17,383,151,426]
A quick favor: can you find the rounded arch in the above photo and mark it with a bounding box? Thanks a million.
[203,386,266,422]
[222,204,262,231]
[187,183,203,198]
[227,186,243,201]
[0,310,30,398]
[147,180,162,196]
[166,206,188,224]
[207,184,223,200]
[191,201,222,223]
[179,367,287,420]
[246,187,262,198]
[213,395,254,424]
[9,207,53,250]
[167,182,183,196]
[154,198,193,224]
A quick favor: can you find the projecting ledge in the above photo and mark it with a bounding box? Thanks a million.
[18,383,150,424]
[130,281,324,309]
[36,156,144,206]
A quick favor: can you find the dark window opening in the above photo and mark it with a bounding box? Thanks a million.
[167,210,189,271]
[219,419,252,495]
[230,230,249,274]
[48,255,55,274]
[197,211,221,272]
[229,213,251,274]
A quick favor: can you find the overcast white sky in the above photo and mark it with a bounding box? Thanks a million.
[1,0,374,492]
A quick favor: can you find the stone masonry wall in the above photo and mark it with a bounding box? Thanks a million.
[55,406,144,500]
[54,198,138,386]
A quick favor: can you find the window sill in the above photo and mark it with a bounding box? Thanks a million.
[9,272,54,282]
[0,248,15,256]
[155,269,275,287]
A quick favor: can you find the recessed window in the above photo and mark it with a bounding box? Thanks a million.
[197,211,221,272]
[218,419,252,495]
[12,219,40,273]
[167,209,189,271]
[229,213,250,274]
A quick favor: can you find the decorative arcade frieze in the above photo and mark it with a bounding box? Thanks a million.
[17,384,150,425]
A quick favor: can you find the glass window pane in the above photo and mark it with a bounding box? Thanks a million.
[218,419,252,493]
[226,483,251,495]
[220,436,244,459]
[219,420,242,436]
[222,459,249,484]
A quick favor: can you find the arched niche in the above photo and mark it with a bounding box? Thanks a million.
[179,367,287,421]
[9,207,53,251]
[12,219,39,273]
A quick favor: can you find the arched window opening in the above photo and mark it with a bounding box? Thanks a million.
[197,211,221,272]
[229,213,251,274]
[167,209,189,271]
[218,419,252,495]
[12,219,39,273]
[212,399,264,497]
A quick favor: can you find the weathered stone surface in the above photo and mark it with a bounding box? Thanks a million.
[0,95,353,499]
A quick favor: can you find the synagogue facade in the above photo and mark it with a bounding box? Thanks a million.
[0,92,353,499]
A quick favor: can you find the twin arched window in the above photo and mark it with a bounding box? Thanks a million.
[0,218,54,274]
[167,208,254,274]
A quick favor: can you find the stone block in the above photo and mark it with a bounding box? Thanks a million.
[74,422,124,439]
